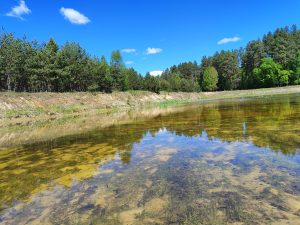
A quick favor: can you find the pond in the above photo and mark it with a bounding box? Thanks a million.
[1,93,300,225]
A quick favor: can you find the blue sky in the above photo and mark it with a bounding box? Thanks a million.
[1,0,300,75]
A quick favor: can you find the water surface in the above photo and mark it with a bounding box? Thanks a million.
[1,94,300,225]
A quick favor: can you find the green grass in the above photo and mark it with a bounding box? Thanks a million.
[3,107,46,119]
[51,105,82,114]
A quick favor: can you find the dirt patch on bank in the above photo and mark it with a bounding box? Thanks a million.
[0,86,299,125]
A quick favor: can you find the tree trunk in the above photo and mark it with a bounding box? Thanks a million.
[6,72,11,91]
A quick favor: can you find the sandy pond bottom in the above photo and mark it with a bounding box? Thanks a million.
[1,94,300,225]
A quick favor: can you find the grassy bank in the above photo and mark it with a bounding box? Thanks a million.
[1,86,300,126]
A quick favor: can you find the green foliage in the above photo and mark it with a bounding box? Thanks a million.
[253,58,291,87]
[0,33,142,93]
[143,73,160,94]
[1,24,300,94]
[180,79,200,92]
[241,40,266,88]
[202,67,218,91]
[168,61,200,80]
[263,26,299,70]
[88,56,113,93]
[110,50,129,91]
[168,73,181,91]
[212,50,241,90]
[290,51,300,84]
[161,62,200,92]
[159,78,171,91]
[126,68,142,90]
[0,33,24,91]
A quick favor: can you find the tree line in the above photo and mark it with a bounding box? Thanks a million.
[1,25,300,93]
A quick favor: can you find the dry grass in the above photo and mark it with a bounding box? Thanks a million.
[0,86,299,123]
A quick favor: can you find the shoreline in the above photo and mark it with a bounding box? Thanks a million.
[1,85,300,126]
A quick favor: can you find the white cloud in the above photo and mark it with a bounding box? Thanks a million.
[60,7,90,25]
[6,0,31,20]
[149,70,163,77]
[146,47,163,55]
[217,36,241,45]
[122,49,136,53]
[125,61,134,65]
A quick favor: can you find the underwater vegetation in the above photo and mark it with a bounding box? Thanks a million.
[0,93,300,224]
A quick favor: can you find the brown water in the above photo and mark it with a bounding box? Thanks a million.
[1,94,300,225]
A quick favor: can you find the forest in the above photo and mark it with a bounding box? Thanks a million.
[0,25,300,93]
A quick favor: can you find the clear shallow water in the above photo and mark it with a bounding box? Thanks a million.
[1,94,300,225]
